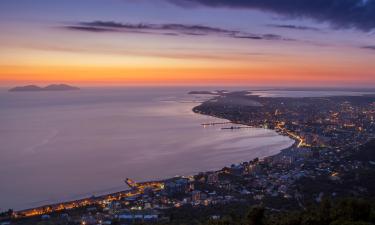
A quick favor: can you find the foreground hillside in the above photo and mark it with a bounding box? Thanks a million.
[157,140,375,225]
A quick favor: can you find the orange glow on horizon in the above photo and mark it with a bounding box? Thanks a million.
[1,34,374,87]
[1,62,374,87]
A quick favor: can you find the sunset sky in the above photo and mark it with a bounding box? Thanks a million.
[0,0,374,87]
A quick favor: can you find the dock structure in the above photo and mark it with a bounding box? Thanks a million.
[201,122,232,127]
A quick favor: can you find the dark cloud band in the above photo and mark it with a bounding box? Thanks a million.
[62,21,294,41]
[362,45,375,50]
[169,0,375,31]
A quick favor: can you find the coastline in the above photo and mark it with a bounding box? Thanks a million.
[9,90,375,223]
[192,104,297,166]
[14,94,294,216]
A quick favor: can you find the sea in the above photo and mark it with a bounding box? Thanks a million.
[0,87,370,210]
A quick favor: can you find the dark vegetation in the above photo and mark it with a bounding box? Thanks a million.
[155,198,375,225]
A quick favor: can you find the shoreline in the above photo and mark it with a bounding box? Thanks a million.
[6,90,375,224]
[192,107,298,165]
[14,95,295,217]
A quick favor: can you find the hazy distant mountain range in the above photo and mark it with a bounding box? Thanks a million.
[9,84,80,92]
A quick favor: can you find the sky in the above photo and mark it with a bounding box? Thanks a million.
[0,0,374,87]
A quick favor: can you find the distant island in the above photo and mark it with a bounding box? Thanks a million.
[9,84,80,92]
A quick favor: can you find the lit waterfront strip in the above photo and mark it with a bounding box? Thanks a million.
[276,122,310,148]
[16,181,164,218]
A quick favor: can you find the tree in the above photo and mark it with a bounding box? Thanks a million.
[246,206,265,225]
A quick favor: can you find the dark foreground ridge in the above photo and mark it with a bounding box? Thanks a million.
[9,84,80,92]
[1,90,375,225]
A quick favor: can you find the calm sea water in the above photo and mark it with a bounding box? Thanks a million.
[0,87,306,210]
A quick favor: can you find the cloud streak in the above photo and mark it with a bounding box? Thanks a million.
[65,26,116,32]
[362,45,375,50]
[169,0,375,31]
[268,24,321,31]
[62,21,294,41]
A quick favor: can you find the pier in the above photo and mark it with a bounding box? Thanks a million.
[201,122,232,127]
